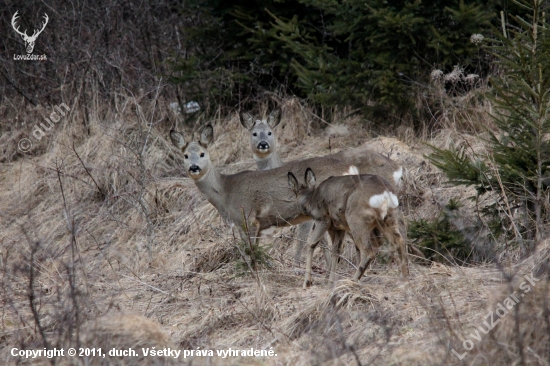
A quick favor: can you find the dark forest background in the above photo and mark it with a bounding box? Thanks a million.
[0,0,525,128]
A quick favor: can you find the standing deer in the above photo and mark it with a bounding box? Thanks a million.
[288,168,409,288]
[239,108,404,268]
[169,124,403,256]
[240,108,331,265]
[238,108,403,188]
[239,108,283,171]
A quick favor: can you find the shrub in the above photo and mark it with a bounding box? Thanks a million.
[429,0,550,251]
[409,199,473,263]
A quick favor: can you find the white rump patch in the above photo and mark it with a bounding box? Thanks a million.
[393,166,403,186]
[325,124,349,137]
[369,191,399,219]
[343,165,359,176]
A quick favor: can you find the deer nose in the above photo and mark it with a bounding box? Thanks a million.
[189,164,201,173]
[258,141,269,150]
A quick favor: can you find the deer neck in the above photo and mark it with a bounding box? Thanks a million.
[299,190,322,220]
[193,165,227,210]
[255,153,283,170]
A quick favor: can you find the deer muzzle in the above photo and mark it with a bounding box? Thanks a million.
[257,141,270,151]
[189,164,201,175]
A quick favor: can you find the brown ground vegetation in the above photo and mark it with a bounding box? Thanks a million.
[0,95,548,365]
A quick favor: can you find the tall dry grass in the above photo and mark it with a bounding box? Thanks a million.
[0,84,548,365]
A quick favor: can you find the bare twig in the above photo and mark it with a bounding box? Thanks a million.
[120,274,170,296]
[71,142,105,199]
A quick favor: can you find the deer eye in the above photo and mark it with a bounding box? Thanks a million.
[184,154,188,159]
[200,152,205,157]
[268,132,272,136]
[253,133,257,137]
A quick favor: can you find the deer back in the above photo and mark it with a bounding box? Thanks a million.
[300,174,398,231]
[170,125,401,232]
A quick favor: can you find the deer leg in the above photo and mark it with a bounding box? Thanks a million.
[320,233,332,272]
[294,221,313,265]
[252,220,261,246]
[351,224,379,281]
[395,234,408,278]
[328,230,346,282]
[297,222,331,269]
[236,227,249,245]
[382,214,409,278]
[303,221,329,289]
[235,219,262,270]
[341,231,361,269]
[345,231,360,268]
[236,216,261,245]
[325,230,336,279]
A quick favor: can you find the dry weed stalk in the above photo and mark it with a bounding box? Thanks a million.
[1,66,549,365]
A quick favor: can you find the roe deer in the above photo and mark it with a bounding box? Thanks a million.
[169,124,403,253]
[239,108,283,171]
[240,108,331,265]
[239,108,404,268]
[238,108,403,189]
[288,168,409,289]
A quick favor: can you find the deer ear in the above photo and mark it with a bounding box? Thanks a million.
[267,108,281,128]
[305,168,316,188]
[170,130,187,150]
[199,124,214,147]
[287,172,299,195]
[239,111,255,130]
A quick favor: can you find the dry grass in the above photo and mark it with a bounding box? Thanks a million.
[0,93,548,365]
[79,313,177,365]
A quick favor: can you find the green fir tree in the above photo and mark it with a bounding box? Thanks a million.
[429,0,550,248]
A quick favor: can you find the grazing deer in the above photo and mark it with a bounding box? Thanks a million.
[169,124,403,255]
[288,168,409,288]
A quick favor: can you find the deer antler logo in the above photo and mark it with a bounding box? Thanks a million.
[11,11,49,54]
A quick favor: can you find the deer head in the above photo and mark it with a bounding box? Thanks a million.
[11,11,49,54]
[240,108,282,167]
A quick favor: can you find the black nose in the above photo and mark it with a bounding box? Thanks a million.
[189,164,201,173]
[258,141,269,150]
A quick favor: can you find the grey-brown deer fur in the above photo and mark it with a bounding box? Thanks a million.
[170,124,403,261]
[239,108,403,266]
[288,168,409,288]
